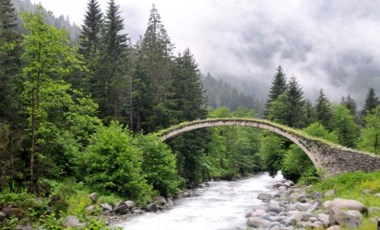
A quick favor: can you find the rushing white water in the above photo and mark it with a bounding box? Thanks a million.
[117,172,283,230]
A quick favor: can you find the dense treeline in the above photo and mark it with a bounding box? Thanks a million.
[1,0,380,228]
[261,66,380,182]
[1,0,211,197]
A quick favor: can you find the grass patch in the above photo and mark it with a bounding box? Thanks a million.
[309,171,380,229]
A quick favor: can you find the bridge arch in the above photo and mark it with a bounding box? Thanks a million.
[158,118,380,177]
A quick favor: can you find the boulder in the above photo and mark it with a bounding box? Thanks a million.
[329,207,362,227]
[310,191,323,200]
[282,211,306,226]
[2,208,25,219]
[374,193,380,198]
[268,200,282,213]
[165,198,174,208]
[295,202,310,211]
[125,200,136,209]
[88,192,97,203]
[247,217,272,228]
[146,203,158,212]
[306,201,319,213]
[278,186,288,191]
[324,189,335,198]
[323,198,367,215]
[317,213,330,227]
[100,203,113,212]
[0,211,5,221]
[284,180,294,187]
[62,215,86,228]
[155,196,167,206]
[257,193,273,201]
[288,192,302,203]
[132,208,144,214]
[182,191,192,198]
[114,203,129,215]
[252,204,269,212]
[250,209,267,217]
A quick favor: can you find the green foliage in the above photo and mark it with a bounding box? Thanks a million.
[134,133,184,196]
[312,170,380,207]
[268,77,306,128]
[202,107,262,179]
[303,122,338,143]
[281,144,316,182]
[358,105,380,154]
[361,88,379,117]
[264,66,287,117]
[331,104,359,148]
[314,89,332,130]
[258,133,286,177]
[83,122,154,204]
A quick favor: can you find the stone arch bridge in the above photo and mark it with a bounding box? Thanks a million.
[158,118,380,177]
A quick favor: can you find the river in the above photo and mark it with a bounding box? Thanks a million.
[116,172,284,230]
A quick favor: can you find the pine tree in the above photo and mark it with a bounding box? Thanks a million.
[341,95,357,117]
[172,49,206,121]
[95,0,128,122]
[314,89,332,130]
[264,66,287,118]
[268,77,305,128]
[361,88,379,117]
[79,0,103,59]
[140,4,175,131]
[0,0,21,121]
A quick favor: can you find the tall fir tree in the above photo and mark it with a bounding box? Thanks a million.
[79,0,103,59]
[264,66,287,118]
[341,95,357,117]
[0,0,23,192]
[361,88,379,117]
[268,77,305,128]
[95,0,128,122]
[140,4,175,131]
[314,89,332,130]
[0,0,21,121]
[168,49,209,186]
[172,48,207,121]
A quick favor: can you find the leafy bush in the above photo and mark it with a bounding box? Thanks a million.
[134,133,184,197]
[83,122,154,204]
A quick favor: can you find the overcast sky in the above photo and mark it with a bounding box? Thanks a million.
[29,0,380,103]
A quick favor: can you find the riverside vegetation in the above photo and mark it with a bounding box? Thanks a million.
[1,0,380,229]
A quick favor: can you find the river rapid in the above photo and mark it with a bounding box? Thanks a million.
[117,172,284,230]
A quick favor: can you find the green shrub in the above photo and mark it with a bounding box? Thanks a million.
[83,122,154,204]
[135,133,184,197]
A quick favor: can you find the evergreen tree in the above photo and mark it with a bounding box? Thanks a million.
[268,77,305,128]
[79,0,103,59]
[361,88,379,117]
[95,0,128,122]
[314,89,332,130]
[341,94,359,124]
[172,49,207,121]
[0,0,21,121]
[0,0,23,192]
[331,104,358,148]
[140,4,175,131]
[264,66,287,117]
